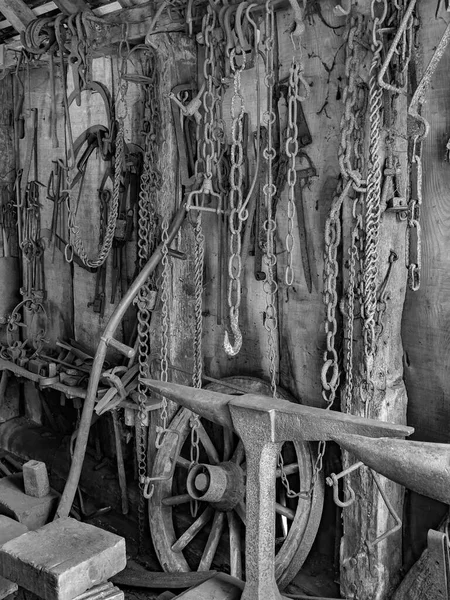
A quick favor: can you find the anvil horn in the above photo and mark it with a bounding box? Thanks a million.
[143,379,413,441]
[144,379,235,430]
[334,433,450,505]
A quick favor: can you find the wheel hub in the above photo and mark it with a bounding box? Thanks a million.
[186,461,245,511]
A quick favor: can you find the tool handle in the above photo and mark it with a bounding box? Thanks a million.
[102,336,136,359]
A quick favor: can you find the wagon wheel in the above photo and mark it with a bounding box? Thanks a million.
[149,376,324,590]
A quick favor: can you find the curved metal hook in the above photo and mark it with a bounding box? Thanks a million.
[224,308,243,356]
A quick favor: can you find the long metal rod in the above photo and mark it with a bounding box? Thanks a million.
[56,203,187,519]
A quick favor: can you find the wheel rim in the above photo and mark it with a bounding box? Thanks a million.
[148,377,324,589]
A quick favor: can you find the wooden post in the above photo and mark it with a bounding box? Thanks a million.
[338,9,409,600]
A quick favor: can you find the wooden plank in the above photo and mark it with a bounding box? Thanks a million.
[52,0,91,15]
[0,0,34,33]
[175,573,243,600]
[111,565,217,589]
[338,12,409,600]
[276,7,344,407]
[402,0,450,445]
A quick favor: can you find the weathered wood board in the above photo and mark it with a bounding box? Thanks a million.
[402,0,450,445]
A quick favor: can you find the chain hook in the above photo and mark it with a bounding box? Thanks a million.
[224,307,243,356]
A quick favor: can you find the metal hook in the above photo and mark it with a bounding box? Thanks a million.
[326,461,364,508]
[333,0,352,17]
[224,307,243,356]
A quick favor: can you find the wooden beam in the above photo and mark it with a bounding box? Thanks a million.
[51,0,92,15]
[0,0,34,33]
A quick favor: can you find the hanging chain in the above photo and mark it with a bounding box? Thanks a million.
[65,65,126,268]
[362,0,387,395]
[189,7,220,516]
[263,0,279,397]
[284,61,299,287]
[158,216,171,442]
[340,15,368,410]
[189,213,205,517]
[406,136,422,291]
[224,47,246,357]
[134,47,162,548]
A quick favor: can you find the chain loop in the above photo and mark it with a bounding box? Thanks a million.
[224,45,246,357]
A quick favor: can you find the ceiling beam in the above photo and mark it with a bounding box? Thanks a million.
[51,0,92,15]
[0,0,35,33]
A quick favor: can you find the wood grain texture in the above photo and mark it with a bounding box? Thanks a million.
[337,10,409,599]
[276,6,345,407]
[0,0,34,33]
[52,0,91,15]
[401,0,450,445]
[0,516,126,600]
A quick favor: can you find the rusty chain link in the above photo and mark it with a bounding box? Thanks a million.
[262,0,279,397]
[284,61,300,287]
[406,138,422,291]
[134,47,162,546]
[362,0,386,397]
[224,47,246,357]
[65,59,127,268]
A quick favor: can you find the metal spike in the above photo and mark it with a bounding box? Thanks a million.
[333,433,450,505]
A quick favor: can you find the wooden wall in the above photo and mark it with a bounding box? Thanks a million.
[4,0,450,596]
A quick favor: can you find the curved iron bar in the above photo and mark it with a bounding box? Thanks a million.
[56,203,187,519]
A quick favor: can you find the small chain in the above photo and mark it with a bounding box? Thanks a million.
[159,216,170,431]
[134,47,162,549]
[263,0,279,397]
[188,214,205,518]
[65,65,127,268]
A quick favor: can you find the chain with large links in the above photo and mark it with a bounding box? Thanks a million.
[223,47,246,357]
[406,137,422,291]
[189,6,222,516]
[284,61,299,287]
[135,46,162,548]
[362,0,387,399]
[263,0,279,397]
[65,66,126,269]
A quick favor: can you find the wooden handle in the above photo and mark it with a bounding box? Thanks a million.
[103,336,136,359]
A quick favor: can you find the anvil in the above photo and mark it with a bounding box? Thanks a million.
[142,380,434,600]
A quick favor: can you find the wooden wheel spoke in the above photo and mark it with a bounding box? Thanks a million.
[197,423,220,464]
[275,462,299,478]
[235,501,246,526]
[227,510,242,579]
[231,439,245,465]
[223,427,234,461]
[275,502,296,521]
[198,511,225,571]
[171,506,214,553]
[176,456,191,469]
[162,494,191,507]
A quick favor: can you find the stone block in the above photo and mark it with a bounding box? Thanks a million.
[0,515,29,599]
[0,474,58,530]
[23,460,50,498]
[0,517,126,600]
